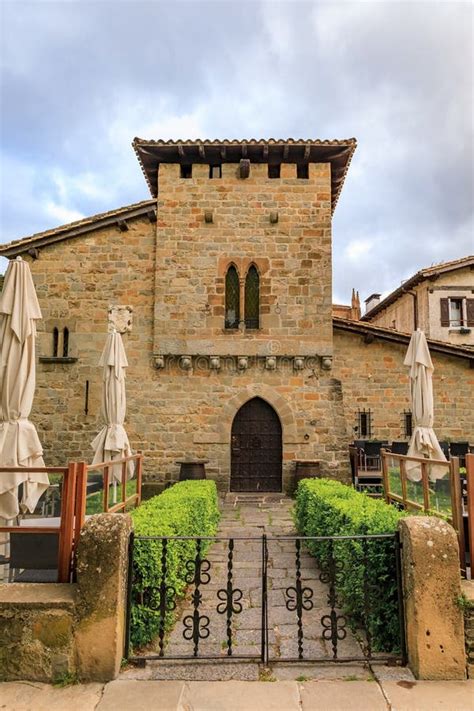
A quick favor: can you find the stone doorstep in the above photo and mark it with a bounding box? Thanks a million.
[0,582,77,609]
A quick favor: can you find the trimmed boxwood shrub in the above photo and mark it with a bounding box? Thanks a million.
[129,480,220,648]
[295,478,407,652]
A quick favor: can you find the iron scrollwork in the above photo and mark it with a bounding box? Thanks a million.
[182,538,212,656]
[216,538,243,656]
[285,539,314,659]
[319,541,347,658]
[156,538,177,657]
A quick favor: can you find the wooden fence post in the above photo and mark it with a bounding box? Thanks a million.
[466,453,474,571]
[74,462,88,545]
[58,462,77,583]
[450,457,465,576]
[136,451,143,506]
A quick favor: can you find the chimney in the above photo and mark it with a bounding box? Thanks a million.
[365,293,381,313]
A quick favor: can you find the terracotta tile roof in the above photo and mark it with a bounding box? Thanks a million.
[361,255,474,320]
[334,316,474,362]
[132,137,357,214]
[0,200,156,257]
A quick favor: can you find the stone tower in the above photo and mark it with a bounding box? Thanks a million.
[133,138,357,491]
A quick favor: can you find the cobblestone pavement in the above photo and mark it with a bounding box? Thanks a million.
[127,494,368,680]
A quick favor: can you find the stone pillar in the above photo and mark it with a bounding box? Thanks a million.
[74,514,132,681]
[399,516,466,679]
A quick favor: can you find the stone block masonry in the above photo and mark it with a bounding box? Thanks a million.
[0,514,132,683]
[155,162,333,357]
[11,159,473,491]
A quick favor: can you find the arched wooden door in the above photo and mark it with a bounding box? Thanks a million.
[230,398,282,492]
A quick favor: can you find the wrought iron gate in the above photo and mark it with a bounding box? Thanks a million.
[125,533,406,665]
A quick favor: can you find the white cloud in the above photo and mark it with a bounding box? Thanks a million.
[44,201,84,225]
[344,238,374,262]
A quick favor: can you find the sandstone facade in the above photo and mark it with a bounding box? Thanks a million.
[1,141,473,492]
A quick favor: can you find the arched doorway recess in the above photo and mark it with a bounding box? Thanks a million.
[230,397,282,492]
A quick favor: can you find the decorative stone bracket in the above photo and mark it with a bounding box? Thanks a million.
[152,354,332,372]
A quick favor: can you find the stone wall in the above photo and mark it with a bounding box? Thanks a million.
[22,215,156,468]
[0,584,76,681]
[13,177,473,490]
[333,328,474,444]
[0,514,132,683]
[155,162,334,357]
[462,580,474,678]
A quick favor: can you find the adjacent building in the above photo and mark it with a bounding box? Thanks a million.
[361,256,474,346]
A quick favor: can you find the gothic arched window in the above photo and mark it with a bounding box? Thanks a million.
[52,327,59,357]
[245,265,260,329]
[225,265,240,329]
[63,327,69,357]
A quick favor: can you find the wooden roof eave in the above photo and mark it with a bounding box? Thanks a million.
[333,317,474,365]
[0,201,157,258]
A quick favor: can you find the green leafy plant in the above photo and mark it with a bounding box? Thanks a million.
[129,480,220,648]
[294,478,409,653]
[53,671,79,687]
[456,592,471,611]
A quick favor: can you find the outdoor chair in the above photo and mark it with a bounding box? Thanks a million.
[8,532,59,583]
[360,441,388,471]
[449,441,471,468]
[439,441,450,459]
[348,445,383,497]
[388,441,409,456]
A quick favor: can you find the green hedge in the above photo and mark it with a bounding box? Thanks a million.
[130,480,220,648]
[295,478,407,652]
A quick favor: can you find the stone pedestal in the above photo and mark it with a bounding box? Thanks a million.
[399,516,466,680]
[75,514,132,682]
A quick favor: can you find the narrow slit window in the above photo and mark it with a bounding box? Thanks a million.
[357,409,372,438]
[62,327,69,357]
[52,328,59,357]
[180,164,192,179]
[297,164,309,179]
[225,265,240,329]
[403,410,413,438]
[209,165,222,179]
[244,265,260,330]
[268,164,280,179]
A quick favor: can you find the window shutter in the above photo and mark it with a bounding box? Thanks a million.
[466,298,474,327]
[440,298,449,327]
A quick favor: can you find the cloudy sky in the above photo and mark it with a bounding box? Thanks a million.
[0,0,472,304]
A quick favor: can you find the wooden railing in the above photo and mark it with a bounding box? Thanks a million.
[466,454,474,575]
[0,464,75,583]
[82,452,143,516]
[381,449,467,575]
[0,452,143,583]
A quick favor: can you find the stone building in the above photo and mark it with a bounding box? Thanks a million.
[0,139,473,492]
[361,256,474,346]
[333,289,361,321]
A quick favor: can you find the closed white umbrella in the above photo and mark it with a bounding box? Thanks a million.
[404,329,447,482]
[0,257,49,520]
[91,331,133,488]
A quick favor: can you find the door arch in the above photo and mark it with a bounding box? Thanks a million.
[230,397,282,492]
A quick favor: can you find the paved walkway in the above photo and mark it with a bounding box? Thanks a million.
[127,494,364,680]
[2,679,473,710]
